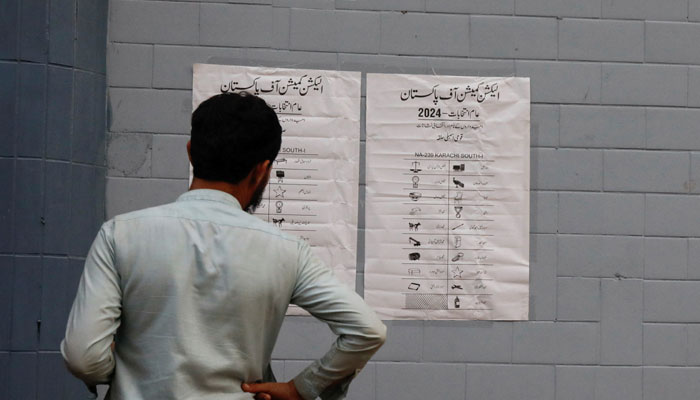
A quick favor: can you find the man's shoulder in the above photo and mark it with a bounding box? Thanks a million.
[111,200,302,244]
[112,201,181,222]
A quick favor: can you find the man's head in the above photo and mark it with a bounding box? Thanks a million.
[189,92,282,211]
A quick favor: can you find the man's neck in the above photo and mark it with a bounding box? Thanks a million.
[189,177,248,207]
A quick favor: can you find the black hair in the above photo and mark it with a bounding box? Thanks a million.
[190,92,282,184]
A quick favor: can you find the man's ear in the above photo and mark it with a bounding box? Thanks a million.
[251,160,271,187]
[186,140,192,163]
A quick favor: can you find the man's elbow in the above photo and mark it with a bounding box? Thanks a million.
[377,322,387,346]
[61,339,114,385]
[365,321,388,350]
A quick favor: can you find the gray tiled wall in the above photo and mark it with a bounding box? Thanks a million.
[0,0,107,396]
[3,0,696,397]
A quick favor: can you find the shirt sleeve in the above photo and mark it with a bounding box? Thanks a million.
[61,220,122,386]
[290,241,387,400]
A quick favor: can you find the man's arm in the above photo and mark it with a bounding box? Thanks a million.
[61,220,122,387]
[287,241,387,400]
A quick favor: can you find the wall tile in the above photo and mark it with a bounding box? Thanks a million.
[559,19,643,62]
[0,62,16,156]
[49,0,75,66]
[11,256,42,351]
[46,66,72,161]
[471,16,557,60]
[376,362,466,400]
[601,279,643,365]
[467,364,555,400]
[20,0,48,63]
[380,12,469,57]
[14,159,43,254]
[17,63,47,158]
[0,257,13,350]
[0,0,19,59]
[0,160,14,254]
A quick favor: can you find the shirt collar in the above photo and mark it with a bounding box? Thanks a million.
[176,189,243,210]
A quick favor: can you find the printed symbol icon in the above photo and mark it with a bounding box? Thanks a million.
[453,177,464,188]
[452,223,464,231]
[409,192,422,201]
[275,201,283,213]
[412,176,420,188]
[408,222,421,231]
[410,161,422,173]
[451,284,463,290]
[454,296,461,308]
[409,207,422,215]
[408,282,421,291]
[454,236,462,248]
[409,252,421,261]
[276,170,285,183]
[408,268,421,276]
[454,192,463,204]
[408,237,421,246]
[273,186,286,198]
[454,206,463,218]
[275,158,287,164]
[453,164,465,172]
[451,252,464,262]
[452,266,464,279]
[272,218,285,228]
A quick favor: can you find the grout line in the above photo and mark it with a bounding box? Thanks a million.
[687,66,691,107]
[556,15,560,62]
[150,44,155,88]
[463,360,468,399]
[601,149,606,193]
[599,63,603,106]
[643,20,647,65]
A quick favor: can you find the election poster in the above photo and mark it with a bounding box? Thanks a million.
[364,73,531,320]
[193,65,362,314]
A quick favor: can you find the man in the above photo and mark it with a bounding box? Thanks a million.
[62,92,386,399]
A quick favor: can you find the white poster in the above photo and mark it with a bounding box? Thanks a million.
[193,65,361,314]
[364,73,530,320]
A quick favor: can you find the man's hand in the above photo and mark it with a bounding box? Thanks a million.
[241,381,303,400]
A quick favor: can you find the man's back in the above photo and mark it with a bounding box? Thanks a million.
[112,189,296,398]
[63,189,384,399]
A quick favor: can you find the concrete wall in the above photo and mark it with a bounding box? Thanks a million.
[0,0,107,397]
[103,1,700,399]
